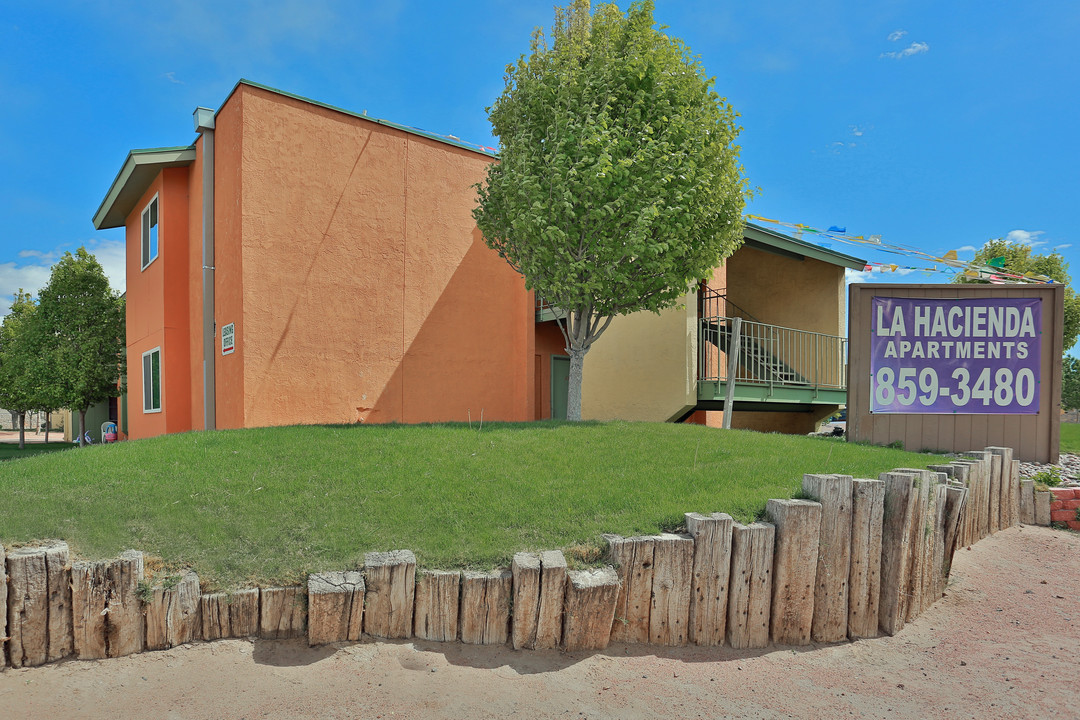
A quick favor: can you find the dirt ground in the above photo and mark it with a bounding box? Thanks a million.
[1,525,1077,720]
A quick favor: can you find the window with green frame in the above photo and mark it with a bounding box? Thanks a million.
[142,347,161,413]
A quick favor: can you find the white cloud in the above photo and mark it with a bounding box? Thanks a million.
[881,41,929,59]
[163,71,184,84]
[1005,229,1046,246]
[0,239,126,318]
[1055,244,1072,251]
[888,30,908,42]
[845,269,875,284]
[956,245,977,254]
[851,125,866,137]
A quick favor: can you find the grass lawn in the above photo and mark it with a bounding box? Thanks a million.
[0,441,75,462]
[1060,422,1080,454]
[0,421,948,589]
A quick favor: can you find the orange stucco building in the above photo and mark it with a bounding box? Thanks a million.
[95,80,862,441]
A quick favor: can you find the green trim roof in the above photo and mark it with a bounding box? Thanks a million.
[744,221,866,270]
[92,146,196,230]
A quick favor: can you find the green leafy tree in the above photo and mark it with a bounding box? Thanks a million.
[1063,356,1080,412]
[36,248,125,446]
[0,291,48,449]
[474,0,749,420]
[955,238,1080,352]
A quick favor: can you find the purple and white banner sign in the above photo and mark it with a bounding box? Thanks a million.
[870,297,1041,414]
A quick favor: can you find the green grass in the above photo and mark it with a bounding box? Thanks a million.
[1060,423,1080,454]
[0,421,947,589]
[0,442,75,461]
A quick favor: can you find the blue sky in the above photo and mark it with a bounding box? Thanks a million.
[2,1,1077,341]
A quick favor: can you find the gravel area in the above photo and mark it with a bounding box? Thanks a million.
[1018,452,1080,486]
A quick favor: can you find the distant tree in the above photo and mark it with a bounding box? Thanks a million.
[954,239,1080,353]
[36,248,125,446]
[474,0,750,420]
[1063,356,1080,412]
[0,290,47,449]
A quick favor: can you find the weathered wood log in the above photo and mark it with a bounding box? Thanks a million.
[801,475,853,643]
[685,512,733,646]
[200,593,229,641]
[511,552,541,650]
[604,534,655,644]
[878,471,916,636]
[413,570,460,643]
[259,586,307,639]
[967,451,1001,535]
[71,550,145,660]
[231,588,259,638]
[6,543,68,667]
[535,550,567,650]
[1010,459,1021,528]
[1034,491,1051,526]
[563,567,620,652]
[1019,480,1035,525]
[941,485,967,584]
[145,571,201,650]
[767,499,821,646]
[947,462,973,546]
[892,468,932,623]
[726,522,774,650]
[307,571,364,646]
[0,543,6,669]
[460,570,511,645]
[363,550,416,639]
[928,482,949,607]
[986,447,1015,530]
[848,479,884,639]
[958,455,988,542]
[649,533,694,646]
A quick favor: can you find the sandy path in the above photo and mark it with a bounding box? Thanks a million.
[1,524,1076,719]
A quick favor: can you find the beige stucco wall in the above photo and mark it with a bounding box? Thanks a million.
[727,245,845,335]
[581,291,698,422]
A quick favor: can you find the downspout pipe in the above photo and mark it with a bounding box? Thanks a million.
[194,107,216,430]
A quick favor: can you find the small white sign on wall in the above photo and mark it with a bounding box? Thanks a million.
[221,322,235,356]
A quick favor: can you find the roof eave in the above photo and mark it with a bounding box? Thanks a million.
[743,221,866,270]
[92,146,197,230]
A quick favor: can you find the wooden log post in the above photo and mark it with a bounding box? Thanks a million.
[685,512,733,647]
[563,567,620,652]
[892,468,932,623]
[363,550,416,640]
[848,479,884,639]
[72,550,145,660]
[1034,491,1052,526]
[512,553,541,650]
[145,571,201,650]
[201,590,258,640]
[956,456,986,541]
[767,499,822,646]
[928,481,949,609]
[801,475,853,643]
[201,593,229,641]
[604,534,655,644]
[649,533,694,646]
[259,586,307,639]
[966,451,1000,535]
[878,471,916,636]
[986,447,1015,530]
[460,570,511,645]
[413,570,460,642]
[0,542,5,669]
[535,551,567,650]
[947,462,973,546]
[941,485,967,585]
[307,571,364,646]
[1010,459,1021,528]
[726,522,774,650]
[1019,480,1035,525]
[7,541,72,667]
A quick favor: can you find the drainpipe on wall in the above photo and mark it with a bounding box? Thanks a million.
[194,107,216,431]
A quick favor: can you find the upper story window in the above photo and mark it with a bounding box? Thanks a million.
[141,196,159,270]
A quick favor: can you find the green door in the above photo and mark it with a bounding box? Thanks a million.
[551,356,570,420]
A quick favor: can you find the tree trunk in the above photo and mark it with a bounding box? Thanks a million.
[566,347,586,421]
[18,411,25,450]
[79,409,87,447]
[44,412,50,443]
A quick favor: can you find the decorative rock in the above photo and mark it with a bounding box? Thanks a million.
[848,479,884,639]
[604,534,655,644]
[145,571,201,650]
[563,567,620,652]
[767,499,822,646]
[649,533,694,646]
[801,474,853,643]
[460,570,511,645]
[72,550,145,660]
[363,550,416,639]
[535,551,567,650]
[685,512,733,647]
[727,522,774,650]
[259,586,307,639]
[7,541,73,667]
[511,553,541,650]
[413,570,460,643]
[307,571,364,646]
